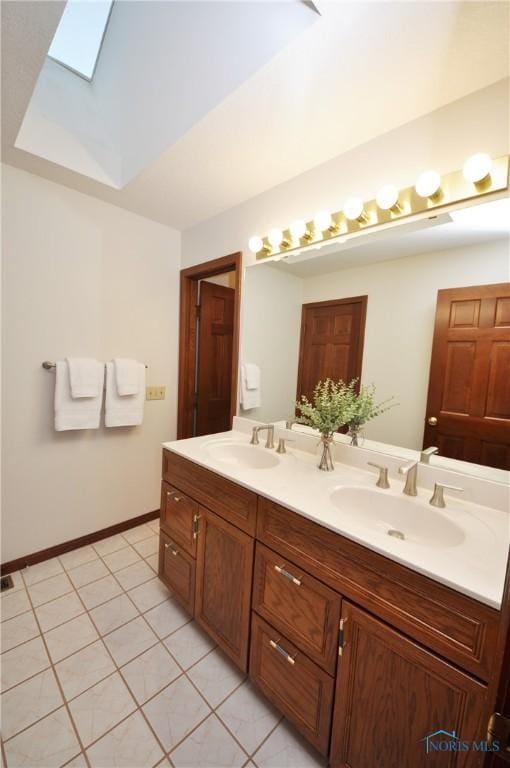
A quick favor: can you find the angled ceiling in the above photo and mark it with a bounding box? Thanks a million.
[2,1,509,230]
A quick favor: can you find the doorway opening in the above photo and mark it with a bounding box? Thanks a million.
[178,252,241,439]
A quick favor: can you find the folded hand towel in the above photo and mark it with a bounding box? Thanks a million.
[243,362,260,390]
[240,363,261,410]
[55,361,104,431]
[113,358,141,396]
[66,358,103,398]
[105,362,145,427]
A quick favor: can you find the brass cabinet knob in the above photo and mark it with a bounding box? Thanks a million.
[428,416,438,426]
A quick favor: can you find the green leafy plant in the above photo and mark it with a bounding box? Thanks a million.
[295,378,397,436]
[295,379,354,435]
[345,380,397,429]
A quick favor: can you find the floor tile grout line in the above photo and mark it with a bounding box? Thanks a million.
[4,573,93,768]
[3,528,304,767]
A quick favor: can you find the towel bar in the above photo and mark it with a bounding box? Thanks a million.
[42,361,148,370]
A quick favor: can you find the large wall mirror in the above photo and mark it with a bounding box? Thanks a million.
[239,196,510,482]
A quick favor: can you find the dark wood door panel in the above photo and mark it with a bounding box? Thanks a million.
[196,280,235,436]
[296,296,367,403]
[250,613,334,756]
[424,283,510,469]
[252,542,341,675]
[330,602,488,768]
[195,507,254,671]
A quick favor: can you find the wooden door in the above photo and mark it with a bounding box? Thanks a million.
[296,296,367,402]
[330,602,488,768]
[196,280,235,436]
[195,507,254,671]
[424,284,510,469]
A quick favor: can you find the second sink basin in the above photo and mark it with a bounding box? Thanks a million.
[202,439,280,469]
[330,486,465,548]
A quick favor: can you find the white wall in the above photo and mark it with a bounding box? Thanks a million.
[240,240,509,450]
[182,80,509,269]
[240,265,302,423]
[1,165,181,563]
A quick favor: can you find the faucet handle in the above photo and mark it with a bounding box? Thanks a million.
[250,427,259,446]
[420,446,439,464]
[276,437,294,454]
[367,462,390,489]
[429,482,463,508]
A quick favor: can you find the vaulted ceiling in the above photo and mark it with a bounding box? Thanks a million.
[2,1,509,230]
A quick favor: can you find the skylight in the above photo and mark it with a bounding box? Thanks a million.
[48,0,113,81]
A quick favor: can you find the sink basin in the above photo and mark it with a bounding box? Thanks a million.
[330,486,465,548]
[202,440,280,469]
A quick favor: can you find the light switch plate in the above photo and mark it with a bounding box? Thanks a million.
[146,386,166,401]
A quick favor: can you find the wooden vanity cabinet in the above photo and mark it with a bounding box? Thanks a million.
[160,449,499,765]
[330,602,488,768]
[195,507,254,671]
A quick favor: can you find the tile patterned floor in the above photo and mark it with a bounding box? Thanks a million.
[0,520,326,768]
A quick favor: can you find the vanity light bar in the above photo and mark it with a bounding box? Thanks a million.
[248,154,509,259]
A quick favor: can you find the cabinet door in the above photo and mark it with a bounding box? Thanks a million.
[330,602,488,768]
[160,482,198,557]
[195,507,254,671]
[159,531,195,615]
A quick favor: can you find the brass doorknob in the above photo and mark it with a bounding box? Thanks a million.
[428,416,438,426]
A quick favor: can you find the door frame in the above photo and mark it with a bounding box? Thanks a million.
[177,252,242,439]
[296,295,368,400]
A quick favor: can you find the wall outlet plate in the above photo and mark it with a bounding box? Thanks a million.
[146,386,166,401]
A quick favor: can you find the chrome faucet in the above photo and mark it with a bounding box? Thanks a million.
[285,418,297,430]
[250,424,275,449]
[398,460,418,496]
[420,446,439,464]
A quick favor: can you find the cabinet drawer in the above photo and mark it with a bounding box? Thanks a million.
[160,482,198,557]
[250,613,334,756]
[257,497,499,681]
[159,531,195,615]
[163,450,257,535]
[253,542,341,675]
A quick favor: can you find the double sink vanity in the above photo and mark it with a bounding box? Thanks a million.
[158,418,509,768]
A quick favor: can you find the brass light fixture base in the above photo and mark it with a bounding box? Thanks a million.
[254,154,509,260]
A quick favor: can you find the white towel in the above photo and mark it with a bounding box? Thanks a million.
[105,362,145,427]
[66,357,103,398]
[243,363,260,390]
[113,358,140,396]
[240,363,261,410]
[54,361,104,431]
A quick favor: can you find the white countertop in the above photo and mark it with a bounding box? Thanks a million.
[163,429,509,610]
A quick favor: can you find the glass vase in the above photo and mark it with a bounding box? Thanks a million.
[348,424,364,447]
[318,433,334,471]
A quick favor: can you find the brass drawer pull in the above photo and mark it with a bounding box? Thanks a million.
[274,564,301,586]
[269,638,296,665]
[164,542,179,556]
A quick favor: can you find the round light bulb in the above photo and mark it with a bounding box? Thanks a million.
[343,197,365,222]
[248,236,263,254]
[267,228,284,248]
[376,185,400,211]
[463,153,492,184]
[290,220,306,240]
[313,210,332,232]
[415,170,441,199]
